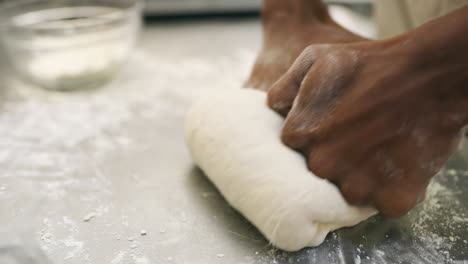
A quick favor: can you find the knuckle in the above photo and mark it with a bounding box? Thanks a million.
[340,180,372,205]
[309,158,338,182]
[280,118,313,150]
[280,126,306,149]
[280,117,318,152]
[375,188,418,218]
[267,84,292,116]
[302,44,327,57]
[267,75,303,116]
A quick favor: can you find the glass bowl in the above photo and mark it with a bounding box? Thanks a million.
[0,0,142,91]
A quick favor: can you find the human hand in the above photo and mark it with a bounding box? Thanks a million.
[245,0,366,91]
[267,38,467,217]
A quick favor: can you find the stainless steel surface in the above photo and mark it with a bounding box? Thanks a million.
[0,16,467,264]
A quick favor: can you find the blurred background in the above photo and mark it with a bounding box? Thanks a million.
[0,1,467,264]
[1,0,466,91]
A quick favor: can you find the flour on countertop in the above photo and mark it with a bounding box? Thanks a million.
[111,251,127,264]
[2,46,255,263]
[405,168,468,263]
[63,237,84,260]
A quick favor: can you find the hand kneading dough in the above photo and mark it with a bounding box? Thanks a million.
[185,88,376,251]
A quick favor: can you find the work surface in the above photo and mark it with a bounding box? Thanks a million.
[1,18,467,264]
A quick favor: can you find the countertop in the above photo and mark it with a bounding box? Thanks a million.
[0,15,467,264]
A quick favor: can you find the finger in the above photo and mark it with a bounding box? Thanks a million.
[280,54,341,151]
[373,144,431,217]
[374,183,424,218]
[336,162,380,205]
[279,62,332,151]
[281,48,357,149]
[417,188,427,204]
[267,46,319,116]
[339,177,375,205]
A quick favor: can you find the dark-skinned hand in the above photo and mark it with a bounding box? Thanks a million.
[245,0,366,91]
[267,7,468,217]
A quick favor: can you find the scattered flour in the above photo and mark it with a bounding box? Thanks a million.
[111,251,127,264]
[2,45,254,262]
[406,168,468,263]
[63,237,84,260]
[133,256,151,264]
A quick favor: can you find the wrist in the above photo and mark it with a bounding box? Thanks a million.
[375,7,468,129]
[402,6,468,82]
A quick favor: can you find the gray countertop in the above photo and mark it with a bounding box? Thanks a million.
[0,17,467,264]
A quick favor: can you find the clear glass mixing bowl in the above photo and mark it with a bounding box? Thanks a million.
[0,0,142,90]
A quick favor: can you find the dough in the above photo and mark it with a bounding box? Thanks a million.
[185,88,376,252]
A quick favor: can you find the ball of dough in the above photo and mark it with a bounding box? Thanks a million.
[185,88,376,251]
